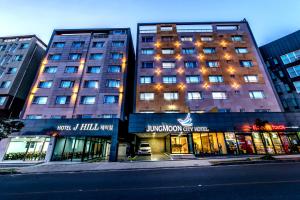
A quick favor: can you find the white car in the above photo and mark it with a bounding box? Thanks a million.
[138,142,152,155]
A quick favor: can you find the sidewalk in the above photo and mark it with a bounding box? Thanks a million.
[2,154,300,174]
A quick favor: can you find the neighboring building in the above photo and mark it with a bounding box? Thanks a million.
[260,30,300,112]
[0,35,46,118]
[0,28,135,162]
[129,20,299,159]
[135,20,282,113]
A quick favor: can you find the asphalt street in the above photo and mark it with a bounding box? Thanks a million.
[1,162,300,200]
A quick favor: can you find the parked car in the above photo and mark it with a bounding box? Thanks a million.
[138,142,152,155]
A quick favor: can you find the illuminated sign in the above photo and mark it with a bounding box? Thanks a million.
[56,123,114,132]
[146,113,209,133]
[252,124,286,131]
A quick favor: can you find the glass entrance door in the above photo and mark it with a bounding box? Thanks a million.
[270,132,285,154]
[262,133,276,154]
[171,135,189,154]
[252,132,266,154]
[287,134,300,153]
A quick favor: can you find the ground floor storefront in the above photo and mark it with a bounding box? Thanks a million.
[129,113,300,158]
[0,118,122,162]
[134,131,300,157]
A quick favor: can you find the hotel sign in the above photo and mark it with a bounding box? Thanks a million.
[146,113,209,133]
[56,123,114,132]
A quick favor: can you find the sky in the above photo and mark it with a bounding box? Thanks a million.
[0,0,299,47]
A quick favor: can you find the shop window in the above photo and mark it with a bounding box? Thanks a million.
[4,137,50,161]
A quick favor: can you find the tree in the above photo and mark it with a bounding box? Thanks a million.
[0,119,24,141]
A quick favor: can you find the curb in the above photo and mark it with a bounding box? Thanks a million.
[210,159,300,166]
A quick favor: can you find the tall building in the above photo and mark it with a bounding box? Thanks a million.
[0,28,135,162]
[0,35,46,118]
[259,30,300,112]
[23,28,134,120]
[128,20,300,159]
[135,20,282,113]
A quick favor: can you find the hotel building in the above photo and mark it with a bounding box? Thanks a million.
[0,28,135,162]
[129,20,300,158]
[0,35,46,118]
[260,30,300,112]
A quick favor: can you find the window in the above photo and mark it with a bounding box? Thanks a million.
[52,42,65,48]
[255,109,270,112]
[249,91,265,99]
[201,36,213,42]
[180,36,193,42]
[273,58,278,64]
[186,76,200,83]
[142,61,154,68]
[162,61,176,69]
[89,53,102,60]
[212,92,227,99]
[112,30,126,35]
[206,61,219,68]
[285,84,291,92]
[0,45,6,51]
[44,66,57,73]
[72,41,84,48]
[108,65,121,73]
[8,44,17,52]
[141,36,154,43]
[293,81,300,93]
[244,75,258,83]
[280,49,300,65]
[278,71,284,77]
[80,96,96,104]
[69,53,81,61]
[84,80,99,88]
[216,25,239,30]
[218,109,231,113]
[203,48,216,54]
[19,43,30,49]
[104,95,119,104]
[188,92,202,100]
[87,66,101,73]
[163,76,176,84]
[106,79,120,88]
[160,26,172,31]
[14,55,23,61]
[162,48,174,55]
[38,81,53,88]
[7,67,17,74]
[141,49,154,55]
[110,53,123,60]
[140,76,153,84]
[164,92,178,101]
[0,96,6,105]
[235,48,248,54]
[231,35,243,41]
[26,115,42,119]
[51,115,66,119]
[184,61,197,68]
[161,36,174,42]
[60,80,74,88]
[287,65,300,78]
[140,93,154,100]
[240,60,253,67]
[112,41,125,47]
[32,96,47,104]
[65,66,78,73]
[55,96,70,105]
[92,42,104,48]
[101,114,117,118]
[0,81,11,89]
[209,75,224,83]
[182,48,195,54]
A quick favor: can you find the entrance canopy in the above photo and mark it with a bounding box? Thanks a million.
[129,112,300,134]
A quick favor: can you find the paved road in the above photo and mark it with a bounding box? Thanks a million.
[1,162,300,200]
